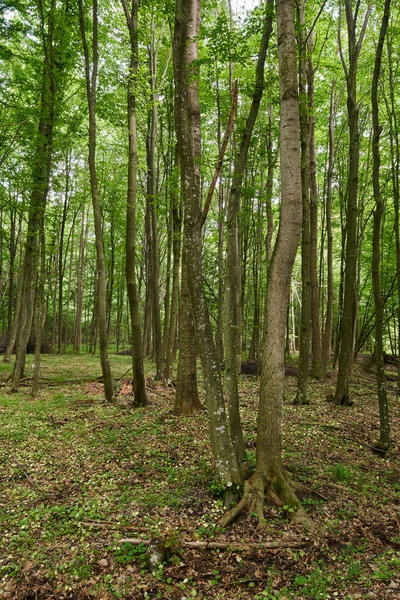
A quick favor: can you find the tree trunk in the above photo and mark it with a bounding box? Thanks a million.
[294,0,311,405]
[322,81,335,374]
[220,0,308,530]
[334,0,371,406]
[12,0,57,391]
[174,246,201,414]
[387,36,400,394]
[371,0,391,454]
[173,0,242,504]
[146,17,163,379]
[120,0,147,407]
[58,154,70,354]
[224,0,273,464]
[79,0,114,401]
[165,154,181,381]
[307,42,323,380]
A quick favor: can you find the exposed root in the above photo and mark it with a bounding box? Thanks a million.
[293,393,311,406]
[333,393,353,406]
[218,470,314,530]
[371,442,391,457]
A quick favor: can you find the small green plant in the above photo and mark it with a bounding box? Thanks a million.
[114,542,146,565]
[332,463,351,483]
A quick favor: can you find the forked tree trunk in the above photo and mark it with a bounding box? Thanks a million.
[120,0,147,407]
[371,0,391,454]
[174,0,242,503]
[220,0,309,530]
[224,0,273,463]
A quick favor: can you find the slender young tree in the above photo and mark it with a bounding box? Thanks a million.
[12,0,58,391]
[173,0,242,504]
[307,36,324,380]
[294,0,311,405]
[322,81,335,373]
[78,0,114,401]
[371,0,391,453]
[224,0,273,465]
[120,0,147,407]
[334,0,371,405]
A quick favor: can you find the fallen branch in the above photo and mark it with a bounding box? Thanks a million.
[118,538,310,551]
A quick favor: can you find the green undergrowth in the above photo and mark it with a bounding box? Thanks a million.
[0,354,399,598]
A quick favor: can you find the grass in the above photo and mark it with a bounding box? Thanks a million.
[0,353,399,599]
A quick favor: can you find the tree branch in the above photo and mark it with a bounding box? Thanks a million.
[199,79,238,228]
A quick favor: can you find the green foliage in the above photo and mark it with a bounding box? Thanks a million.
[114,542,146,565]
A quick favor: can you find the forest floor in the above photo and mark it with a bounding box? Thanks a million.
[0,353,399,600]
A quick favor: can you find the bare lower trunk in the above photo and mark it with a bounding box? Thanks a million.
[175,247,201,414]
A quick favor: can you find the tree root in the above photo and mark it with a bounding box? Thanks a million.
[218,470,314,530]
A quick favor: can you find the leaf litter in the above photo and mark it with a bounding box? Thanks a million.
[0,354,399,599]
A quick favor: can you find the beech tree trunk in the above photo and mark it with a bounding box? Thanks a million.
[294,0,311,405]
[146,18,163,379]
[322,82,335,373]
[224,0,273,465]
[334,0,371,405]
[371,0,391,453]
[79,0,114,402]
[120,0,147,407]
[307,42,323,380]
[12,0,57,390]
[220,0,309,530]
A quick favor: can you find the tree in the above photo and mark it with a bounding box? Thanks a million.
[371,0,391,454]
[173,0,242,504]
[120,0,147,407]
[334,0,371,406]
[294,0,311,405]
[221,0,309,528]
[78,0,114,402]
[223,0,273,465]
[11,0,60,391]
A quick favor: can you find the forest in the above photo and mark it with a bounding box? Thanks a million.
[0,0,399,598]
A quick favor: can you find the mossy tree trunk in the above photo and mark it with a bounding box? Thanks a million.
[173,0,242,503]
